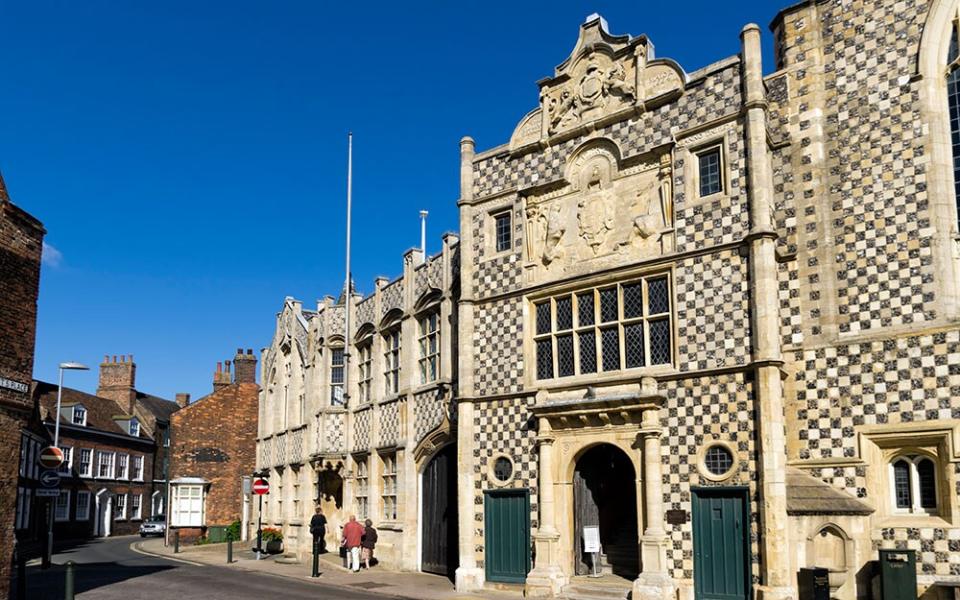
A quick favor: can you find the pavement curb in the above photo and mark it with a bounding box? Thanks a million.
[128,541,205,567]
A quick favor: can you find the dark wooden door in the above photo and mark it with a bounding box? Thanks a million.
[484,489,530,583]
[692,488,749,600]
[573,464,600,575]
[422,444,458,577]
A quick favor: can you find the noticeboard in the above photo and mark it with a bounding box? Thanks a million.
[582,526,601,553]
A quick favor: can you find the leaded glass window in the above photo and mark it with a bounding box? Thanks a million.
[704,445,734,477]
[494,211,512,252]
[891,455,939,514]
[698,147,723,197]
[533,274,674,380]
[330,347,345,406]
[948,23,960,225]
[357,339,372,404]
[418,312,440,384]
[384,329,401,396]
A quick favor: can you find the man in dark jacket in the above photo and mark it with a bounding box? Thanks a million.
[309,507,327,554]
[361,519,378,569]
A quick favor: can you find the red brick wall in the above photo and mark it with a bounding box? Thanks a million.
[169,382,258,529]
[0,198,44,598]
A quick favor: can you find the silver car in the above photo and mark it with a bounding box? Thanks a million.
[139,515,166,537]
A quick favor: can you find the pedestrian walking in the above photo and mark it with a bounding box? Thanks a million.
[309,506,327,554]
[341,515,364,572]
[361,519,378,569]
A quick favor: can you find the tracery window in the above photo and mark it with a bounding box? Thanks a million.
[534,274,673,380]
[890,454,938,514]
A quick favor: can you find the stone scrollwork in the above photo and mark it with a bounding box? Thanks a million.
[543,53,638,136]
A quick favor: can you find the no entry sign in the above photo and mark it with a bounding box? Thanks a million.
[38,446,64,470]
[252,478,269,495]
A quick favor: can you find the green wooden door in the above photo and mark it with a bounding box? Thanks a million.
[484,489,531,583]
[692,488,749,600]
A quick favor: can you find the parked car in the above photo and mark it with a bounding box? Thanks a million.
[139,515,166,537]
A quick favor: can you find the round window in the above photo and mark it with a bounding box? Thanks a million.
[493,456,514,483]
[704,445,735,477]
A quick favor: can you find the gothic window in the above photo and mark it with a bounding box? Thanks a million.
[383,329,401,395]
[357,338,372,404]
[381,452,397,521]
[890,454,939,514]
[948,22,960,226]
[330,347,345,407]
[418,312,440,384]
[533,274,673,380]
[494,211,512,253]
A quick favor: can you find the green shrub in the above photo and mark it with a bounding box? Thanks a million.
[226,520,241,541]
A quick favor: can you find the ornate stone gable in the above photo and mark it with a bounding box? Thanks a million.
[521,138,674,285]
[509,14,686,151]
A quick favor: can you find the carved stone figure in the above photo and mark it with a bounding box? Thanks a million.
[541,204,566,265]
[577,165,615,256]
[618,179,665,254]
[604,63,635,100]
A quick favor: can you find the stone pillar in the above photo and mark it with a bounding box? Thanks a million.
[633,405,677,600]
[454,399,484,591]
[525,419,567,598]
[741,23,794,600]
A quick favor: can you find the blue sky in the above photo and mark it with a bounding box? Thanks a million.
[2,0,786,400]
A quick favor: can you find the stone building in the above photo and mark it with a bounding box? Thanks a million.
[0,174,44,598]
[257,2,960,599]
[168,349,258,543]
[35,355,179,537]
[256,236,460,571]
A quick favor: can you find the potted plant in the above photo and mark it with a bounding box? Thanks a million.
[262,527,283,554]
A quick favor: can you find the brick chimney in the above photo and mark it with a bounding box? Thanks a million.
[175,393,190,408]
[98,354,137,415]
[213,361,231,391]
[233,348,257,384]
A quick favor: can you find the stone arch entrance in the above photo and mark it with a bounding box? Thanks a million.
[572,443,639,578]
[314,459,343,552]
[420,443,458,578]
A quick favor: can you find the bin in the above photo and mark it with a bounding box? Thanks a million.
[878,549,917,600]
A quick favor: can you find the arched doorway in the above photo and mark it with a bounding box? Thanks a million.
[573,444,638,578]
[316,463,343,553]
[421,443,458,578]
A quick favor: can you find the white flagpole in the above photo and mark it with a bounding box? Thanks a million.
[343,132,353,408]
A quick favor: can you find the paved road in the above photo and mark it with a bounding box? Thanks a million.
[17,536,404,600]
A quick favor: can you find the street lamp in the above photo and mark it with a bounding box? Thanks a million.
[45,361,89,568]
[53,362,89,448]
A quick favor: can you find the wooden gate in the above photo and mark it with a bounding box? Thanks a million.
[692,488,750,600]
[421,444,458,577]
[484,489,530,583]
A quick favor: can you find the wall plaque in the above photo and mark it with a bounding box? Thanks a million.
[666,509,689,525]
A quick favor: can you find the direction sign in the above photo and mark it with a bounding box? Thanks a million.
[38,446,64,470]
[39,470,61,489]
[252,478,269,495]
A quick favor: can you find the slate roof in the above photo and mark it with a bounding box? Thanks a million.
[135,391,179,423]
[34,380,132,438]
[785,467,874,516]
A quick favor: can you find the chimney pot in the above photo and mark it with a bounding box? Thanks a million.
[175,393,191,408]
[112,355,117,363]
[103,355,109,363]
[237,348,242,355]
[216,361,222,373]
[247,348,253,355]
[225,360,231,373]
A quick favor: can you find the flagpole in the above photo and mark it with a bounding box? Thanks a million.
[343,132,353,408]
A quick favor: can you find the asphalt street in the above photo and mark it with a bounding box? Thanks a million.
[16,536,406,600]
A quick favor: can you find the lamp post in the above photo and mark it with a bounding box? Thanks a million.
[44,362,89,568]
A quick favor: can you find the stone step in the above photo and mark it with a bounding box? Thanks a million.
[274,552,300,564]
[562,582,632,600]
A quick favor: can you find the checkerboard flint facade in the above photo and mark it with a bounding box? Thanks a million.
[253,1,960,598]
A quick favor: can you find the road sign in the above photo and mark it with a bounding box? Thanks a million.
[36,489,61,498]
[252,478,269,495]
[39,470,61,488]
[38,446,64,470]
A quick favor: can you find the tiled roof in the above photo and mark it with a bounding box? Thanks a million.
[34,380,149,441]
[785,467,874,516]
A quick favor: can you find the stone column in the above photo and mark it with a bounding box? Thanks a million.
[633,405,676,600]
[741,23,794,600]
[454,399,484,591]
[525,419,567,598]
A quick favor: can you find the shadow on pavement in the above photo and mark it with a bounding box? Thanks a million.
[17,561,176,600]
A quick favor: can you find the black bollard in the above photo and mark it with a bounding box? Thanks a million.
[227,538,233,564]
[64,561,75,600]
[311,539,320,577]
[16,550,25,600]
[173,530,180,554]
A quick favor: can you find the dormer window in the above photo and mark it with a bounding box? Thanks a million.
[129,419,140,437]
[72,406,87,426]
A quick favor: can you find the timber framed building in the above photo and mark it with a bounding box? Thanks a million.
[257,2,960,599]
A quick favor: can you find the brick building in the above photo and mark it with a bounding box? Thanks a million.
[168,349,258,543]
[35,355,180,538]
[0,173,45,598]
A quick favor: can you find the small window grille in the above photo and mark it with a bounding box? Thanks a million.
[536,302,551,335]
[578,331,597,374]
[601,327,620,371]
[557,334,574,377]
[704,445,734,477]
[577,292,594,326]
[600,288,618,323]
[536,339,554,380]
[493,457,513,482]
[556,296,573,331]
[893,460,912,509]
